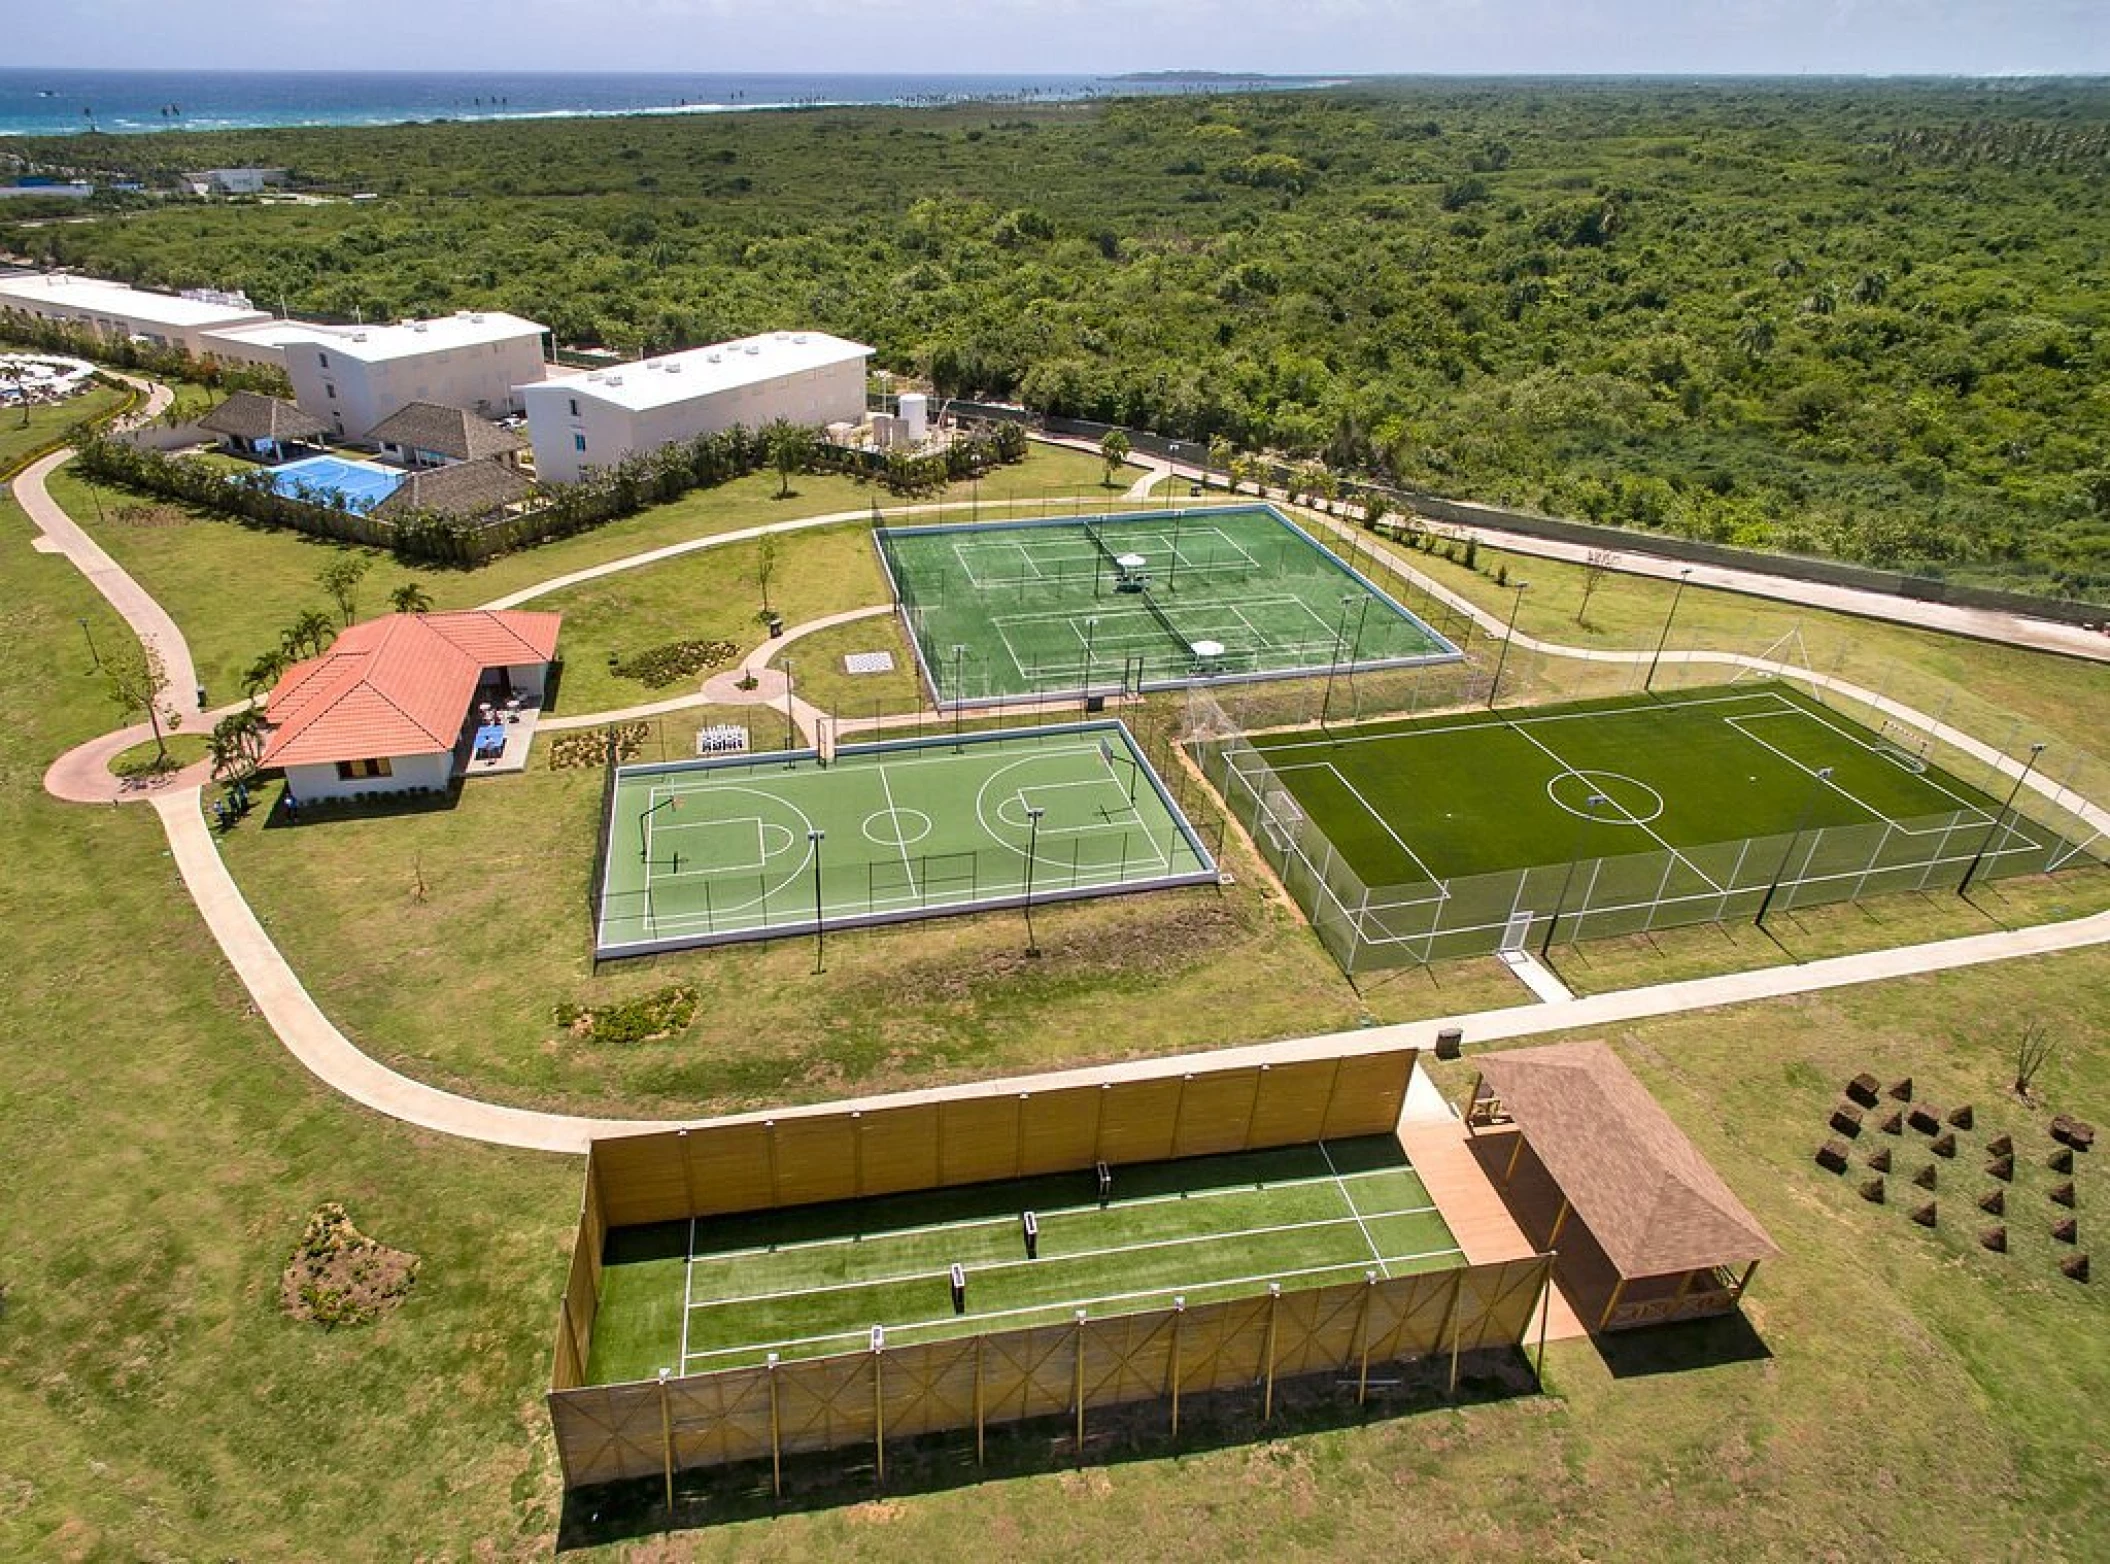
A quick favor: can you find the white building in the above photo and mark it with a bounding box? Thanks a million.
[279,311,551,443]
[519,330,872,485]
[195,319,331,374]
[0,272,271,356]
[184,168,289,196]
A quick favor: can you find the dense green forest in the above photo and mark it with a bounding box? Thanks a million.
[6,80,2108,597]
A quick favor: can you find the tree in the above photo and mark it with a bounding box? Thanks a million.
[1206,435,1234,489]
[389,580,433,615]
[1576,548,1620,626]
[755,532,779,617]
[1362,490,1393,531]
[2013,1019,2055,1099]
[762,418,816,499]
[316,553,372,628]
[1735,318,1777,364]
[104,640,176,766]
[242,648,290,695]
[282,608,336,660]
[1098,429,1131,487]
[208,707,267,784]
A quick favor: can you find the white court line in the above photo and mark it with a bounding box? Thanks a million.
[1252,687,1801,757]
[678,1215,696,1370]
[874,761,920,898]
[1506,721,1727,894]
[680,1244,1468,1369]
[1263,759,1441,887]
[683,1160,1426,1267]
[1723,708,1995,833]
[684,1202,1444,1313]
[1319,1139,1391,1279]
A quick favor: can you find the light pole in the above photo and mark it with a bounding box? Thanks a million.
[1645,568,1693,693]
[807,829,826,972]
[1078,617,1099,705]
[1755,765,1835,927]
[1540,791,1607,960]
[78,616,100,669]
[1319,594,1358,729]
[952,644,969,751]
[1022,805,1046,957]
[1487,581,1530,710]
[1958,742,2046,897]
[781,657,797,759]
[637,794,680,862]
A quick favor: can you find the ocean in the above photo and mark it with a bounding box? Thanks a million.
[0,70,1312,139]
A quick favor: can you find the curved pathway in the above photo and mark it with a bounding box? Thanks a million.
[17,416,2109,1152]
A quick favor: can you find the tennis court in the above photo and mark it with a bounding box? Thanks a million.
[586,1135,1462,1383]
[594,722,1216,958]
[875,504,1460,706]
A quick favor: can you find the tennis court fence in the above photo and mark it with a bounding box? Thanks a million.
[1183,688,2105,975]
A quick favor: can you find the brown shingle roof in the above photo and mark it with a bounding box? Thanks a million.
[258,610,561,768]
[362,401,525,462]
[1476,1040,1779,1278]
[197,391,330,445]
[369,459,532,523]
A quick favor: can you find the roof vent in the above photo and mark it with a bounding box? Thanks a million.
[469,312,485,324]
[664,362,682,374]
[606,374,623,386]
[707,351,722,362]
[745,343,761,355]
[352,332,368,343]
[586,373,605,382]
[412,322,428,333]
[794,333,808,344]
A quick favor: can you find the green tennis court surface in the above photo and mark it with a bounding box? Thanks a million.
[1244,683,2016,886]
[585,1136,1462,1384]
[594,723,1215,958]
[875,503,1460,706]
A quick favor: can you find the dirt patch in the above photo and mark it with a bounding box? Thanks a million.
[547,723,651,771]
[279,1203,419,1329]
[556,985,698,1045]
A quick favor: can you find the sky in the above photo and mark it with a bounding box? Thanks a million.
[10,0,2107,77]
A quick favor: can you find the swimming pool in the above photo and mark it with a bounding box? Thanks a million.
[250,454,406,514]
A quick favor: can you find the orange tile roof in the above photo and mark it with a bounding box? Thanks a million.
[259,610,561,768]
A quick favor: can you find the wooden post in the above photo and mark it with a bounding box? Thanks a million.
[1168,1297,1185,1440]
[1533,1253,1555,1389]
[1260,1283,1283,1421]
[764,1119,781,1206]
[1596,1276,1629,1332]
[871,1327,886,1489]
[1445,1267,1470,1396]
[677,1127,698,1217]
[1072,1310,1088,1458]
[766,1353,782,1500]
[935,1100,949,1186]
[1093,1082,1111,1163]
[1673,1268,1699,1302]
[1502,1132,1527,1188]
[973,1336,986,1466]
[1318,1055,1347,1139]
[1465,1070,1485,1135]
[1735,1259,1760,1299]
[1171,1075,1193,1152]
[1546,1194,1572,1248]
[1353,1271,1377,1404]
[657,1368,675,1514]
[852,1111,865,1197]
[1015,1094,1030,1178]
[1241,1064,1266,1150]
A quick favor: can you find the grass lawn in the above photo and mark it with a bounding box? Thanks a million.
[0,381,129,474]
[108,729,210,777]
[781,610,927,723]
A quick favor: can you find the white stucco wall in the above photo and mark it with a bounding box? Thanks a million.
[286,330,549,442]
[282,749,453,804]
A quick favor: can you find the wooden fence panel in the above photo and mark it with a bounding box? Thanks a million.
[591,1133,691,1228]
[1017,1085,1103,1176]
[552,1309,585,1393]
[1093,1076,1184,1165]
[669,1364,775,1470]
[1172,1067,1262,1158]
[1268,1278,1370,1381]
[773,1116,860,1210]
[775,1352,878,1457]
[683,1121,775,1215]
[1080,1310,1177,1410]
[978,1319,1079,1426]
[1172,1293,1272,1395]
[1364,1267,1462,1366]
[549,1383,666,1488]
[1320,1052,1416,1140]
[856,1104,943,1197]
[878,1336,982,1443]
[1457,1256,1553,1352]
[1244,1058,1346,1147]
[937,1094,1023,1187]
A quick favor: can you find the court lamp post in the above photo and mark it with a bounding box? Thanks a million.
[807,828,827,973]
[1755,765,1835,928]
[1645,567,1694,694]
[1958,742,2046,897]
[1078,617,1099,706]
[781,657,797,759]
[951,644,970,751]
[1319,594,1360,730]
[1540,791,1607,961]
[1486,581,1530,710]
[1022,805,1046,958]
[637,794,679,862]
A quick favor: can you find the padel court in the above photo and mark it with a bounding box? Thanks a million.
[875,504,1459,705]
[594,723,1215,959]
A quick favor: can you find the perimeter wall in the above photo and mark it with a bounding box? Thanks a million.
[548,1049,1552,1491]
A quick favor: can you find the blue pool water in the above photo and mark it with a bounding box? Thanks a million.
[254,454,405,513]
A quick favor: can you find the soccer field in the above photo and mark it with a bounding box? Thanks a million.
[586,1136,1462,1384]
[594,723,1215,958]
[1213,683,2084,967]
[875,504,1459,706]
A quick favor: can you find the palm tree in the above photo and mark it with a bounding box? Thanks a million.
[1098,429,1131,488]
[1850,269,1891,306]
[242,648,291,695]
[389,581,433,615]
[281,608,335,660]
[1735,318,1777,363]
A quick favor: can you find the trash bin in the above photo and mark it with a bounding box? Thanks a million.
[1086,694,1106,714]
[1435,1027,1464,1061]
[767,616,785,639]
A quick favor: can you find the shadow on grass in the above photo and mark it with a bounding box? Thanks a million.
[259,779,461,829]
[555,1346,1539,1549]
[1587,1310,1774,1380]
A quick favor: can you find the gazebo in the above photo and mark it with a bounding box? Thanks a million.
[196,391,329,460]
[1466,1040,1779,1332]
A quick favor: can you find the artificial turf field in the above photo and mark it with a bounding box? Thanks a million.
[585,1135,1461,1385]
[1244,681,2022,888]
[595,723,1214,957]
[876,504,1459,704]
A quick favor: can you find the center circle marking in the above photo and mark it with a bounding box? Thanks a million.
[862,807,933,848]
[1545,769,1665,826]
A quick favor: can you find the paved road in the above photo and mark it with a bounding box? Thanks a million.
[20,413,2110,1153]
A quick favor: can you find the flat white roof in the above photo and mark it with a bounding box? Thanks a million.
[0,272,270,331]
[275,310,547,364]
[528,331,872,413]
[198,320,334,351]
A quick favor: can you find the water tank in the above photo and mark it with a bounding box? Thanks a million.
[899,392,929,443]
